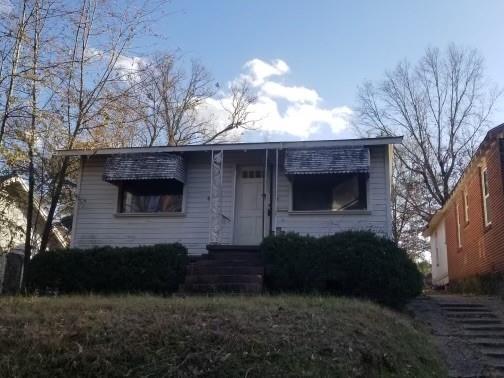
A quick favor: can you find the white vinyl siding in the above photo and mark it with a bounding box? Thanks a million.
[72,146,393,254]
[430,220,449,287]
[275,146,390,237]
[73,153,211,255]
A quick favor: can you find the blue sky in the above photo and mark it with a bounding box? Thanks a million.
[142,0,504,141]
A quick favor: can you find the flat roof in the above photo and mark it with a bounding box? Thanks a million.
[55,136,403,156]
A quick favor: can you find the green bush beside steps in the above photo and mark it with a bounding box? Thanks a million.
[27,244,188,295]
[261,231,423,308]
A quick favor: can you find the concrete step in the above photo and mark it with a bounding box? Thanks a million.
[481,347,504,358]
[484,356,504,370]
[185,274,263,285]
[458,319,502,325]
[209,257,263,265]
[439,303,486,308]
[443,307,492,313]
[471,338,504,348]
[189,265,264,275]
[463,324,504,331]
[463,331,504,338]
[209,253,262,261]
[447,312,498,319]
[189,259,263,267]
[183,282,262,294]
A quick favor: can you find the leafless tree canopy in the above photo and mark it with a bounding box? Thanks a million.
[126,54,256,147]
[358,44,500,255]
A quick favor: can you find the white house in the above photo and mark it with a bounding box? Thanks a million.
[58,136,401,255]
[0,174,67,293]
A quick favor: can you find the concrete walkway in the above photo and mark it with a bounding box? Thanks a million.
[409,294,504,377]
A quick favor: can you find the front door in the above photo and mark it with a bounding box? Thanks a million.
[234,166,267,245]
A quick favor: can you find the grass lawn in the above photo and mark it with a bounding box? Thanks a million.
[0,295,445,377]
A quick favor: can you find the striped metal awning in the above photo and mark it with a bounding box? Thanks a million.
[284,147,370,175]
[103,153,186,183]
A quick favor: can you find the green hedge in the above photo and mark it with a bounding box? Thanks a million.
[261,231,422,308]
[27,244,188,294]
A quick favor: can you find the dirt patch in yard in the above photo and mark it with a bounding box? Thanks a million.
[0,295,445,377]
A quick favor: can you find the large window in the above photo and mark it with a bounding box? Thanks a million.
[481,167,491,226]
[292,174,367,211]
[119,179,183,213]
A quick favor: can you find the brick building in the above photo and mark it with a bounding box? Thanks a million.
[425,124,504,287]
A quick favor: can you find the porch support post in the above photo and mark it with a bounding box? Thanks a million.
[262,149,268,240]
[209,149,224,244]
[208,150,214,244]
[274,148,279,234]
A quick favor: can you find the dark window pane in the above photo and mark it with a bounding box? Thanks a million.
[120,179,183,213]
[292,174,367,211]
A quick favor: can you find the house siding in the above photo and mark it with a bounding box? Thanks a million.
[73,146,392,255]
[74,152,212,255]
[275,146,390,237]
[430,220,449,286]
[442,139,504,281]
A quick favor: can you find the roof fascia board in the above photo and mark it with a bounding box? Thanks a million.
[55,137,403,157]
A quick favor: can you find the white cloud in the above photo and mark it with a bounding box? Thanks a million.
[260,81,320,105]
[242,58,290,86]
[207,58,353,141]
[116,55,147,75]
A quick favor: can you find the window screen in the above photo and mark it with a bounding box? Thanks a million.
[292,174,367,211]
[119,179,183,213]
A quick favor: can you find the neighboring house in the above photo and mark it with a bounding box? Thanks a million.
[58,136,401,255]
[425,124,504,287]
[0,174,67,293]
[0,174,67,253]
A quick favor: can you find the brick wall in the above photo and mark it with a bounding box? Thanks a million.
[444,138,504,281]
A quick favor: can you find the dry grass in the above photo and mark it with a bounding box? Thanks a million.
[0,295,445,377]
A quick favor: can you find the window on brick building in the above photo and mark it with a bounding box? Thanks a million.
[481,167,492,226]
[456,202,462,248]
[463,190,469,223]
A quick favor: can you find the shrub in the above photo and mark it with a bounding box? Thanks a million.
[261,233,324,292]
[448,272,504,296]
[27,244,188,294]
[261,231,422,308]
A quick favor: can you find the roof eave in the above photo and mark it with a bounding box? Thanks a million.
[54,136,403,157]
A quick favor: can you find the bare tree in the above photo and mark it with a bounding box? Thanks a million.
[358,44,500,216]
[129,54,256,146]
[204,81,257,144]
[357,44,501,258]
[0,0,29,145]
[38,0,160,252]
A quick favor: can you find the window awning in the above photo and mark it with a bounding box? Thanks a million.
[103,153,186,183]
[284,147,370,175]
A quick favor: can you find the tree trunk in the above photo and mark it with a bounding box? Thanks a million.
[39,156,69,253]
[22,0,40,290]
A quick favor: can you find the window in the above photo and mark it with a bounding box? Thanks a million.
[242,170,263,179]
[463,190,469,223]
[292,174,367,211]
[119,179,183,213]
[456,202,462,248]
[481,168,492,226]
[434,231,440,267]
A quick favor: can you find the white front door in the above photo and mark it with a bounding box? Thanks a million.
[234,166,267,245]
